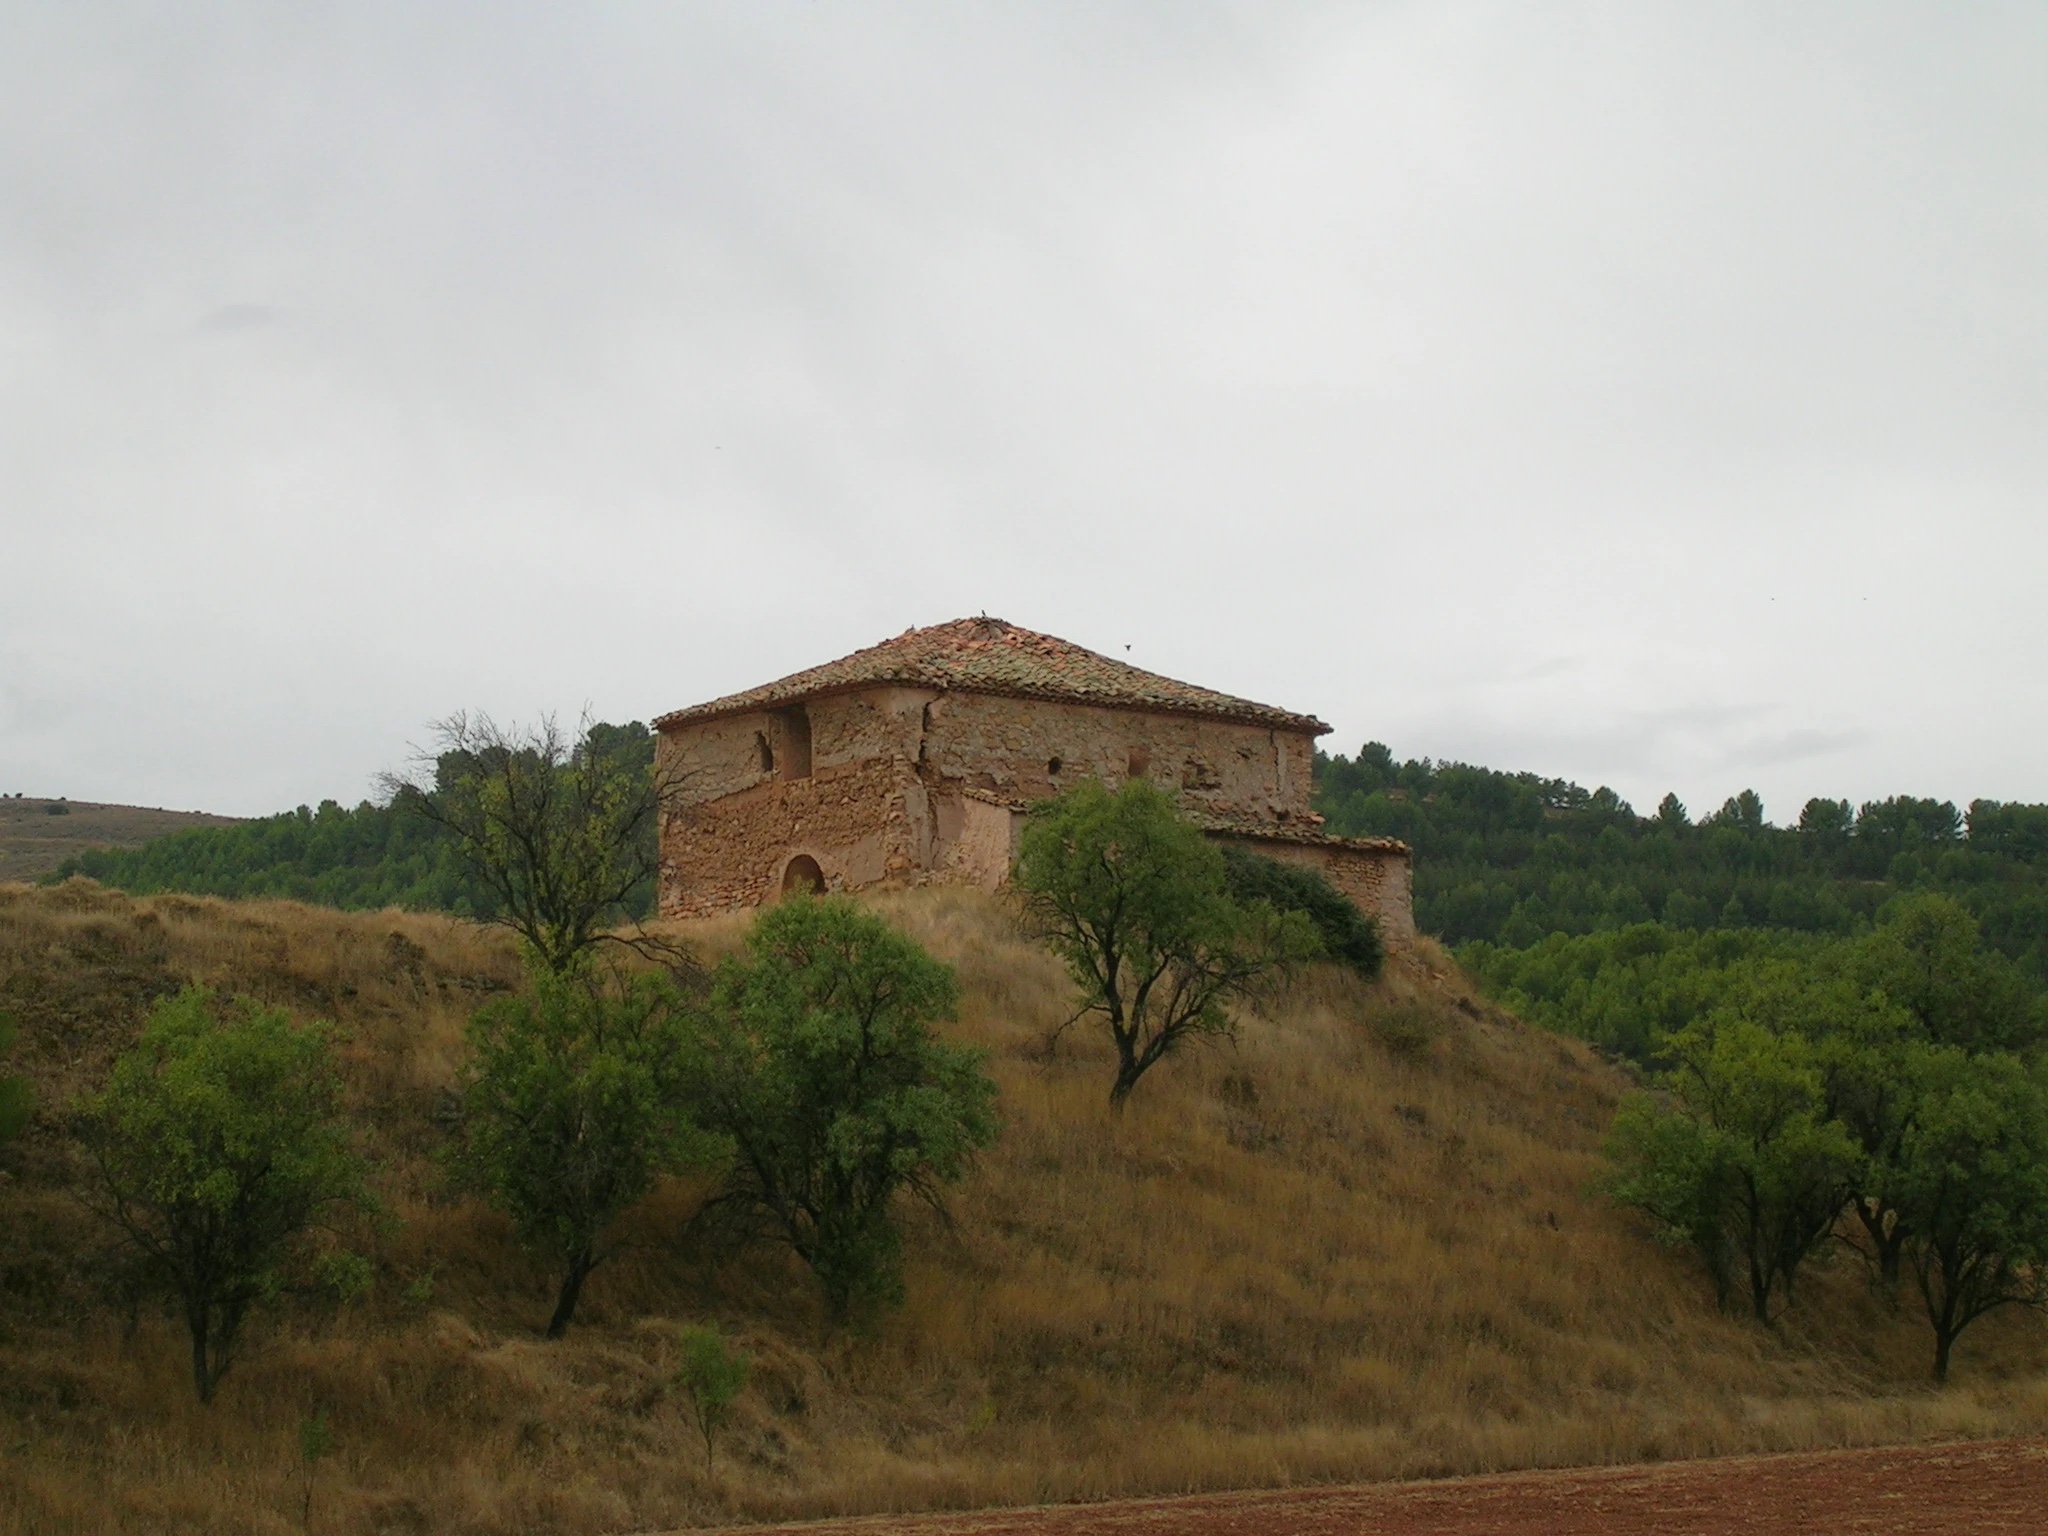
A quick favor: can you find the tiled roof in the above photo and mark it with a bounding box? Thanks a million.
[655,617,1330,734]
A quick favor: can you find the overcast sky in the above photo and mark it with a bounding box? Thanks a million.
[3,4,2043,823]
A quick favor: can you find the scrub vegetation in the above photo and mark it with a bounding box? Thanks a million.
[5,879,2048,1535]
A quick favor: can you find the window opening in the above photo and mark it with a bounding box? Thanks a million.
[1047,756,1062,778]
[781,707,813,781]
[1127,746,1151,779]
[755,732,775,775]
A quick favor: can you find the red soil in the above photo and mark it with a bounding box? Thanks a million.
[701,1438,2048,1535]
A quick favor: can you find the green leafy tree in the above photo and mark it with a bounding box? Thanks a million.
[697,898,999,1325]
[674,1325,751,1471]
[1805,983,1928,1287]
[382,713,675,974]
[1891,1050,2048,1381]
[1606,1006,1859,1322]
[79,987,369,1402]
[1015,779,1319,1107]
[1852,895,2042,1054]
[455,962,717,1338]
[0,1010,31,1145]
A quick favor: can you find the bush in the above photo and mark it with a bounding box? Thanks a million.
[1220,846,1383,978]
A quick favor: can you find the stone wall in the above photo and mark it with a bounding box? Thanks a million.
[658,756,918,919]
[915,691,1318,830]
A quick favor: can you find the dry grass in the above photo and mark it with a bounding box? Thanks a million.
[1,879,2045,1535]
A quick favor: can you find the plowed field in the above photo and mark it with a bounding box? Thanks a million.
[698,1438,2048,1535]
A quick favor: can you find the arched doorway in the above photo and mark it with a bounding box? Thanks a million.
[780,854,825,896]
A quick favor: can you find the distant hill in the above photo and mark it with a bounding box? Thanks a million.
[0,796,241,883]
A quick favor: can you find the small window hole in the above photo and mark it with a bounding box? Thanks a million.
[755,732,775,775]
[1127,746,1151,779]
[1047,756,1062,777]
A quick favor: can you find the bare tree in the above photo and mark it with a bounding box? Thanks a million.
[380,711,686,975]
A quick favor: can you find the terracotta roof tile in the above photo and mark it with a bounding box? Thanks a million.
[655,617,1330,734]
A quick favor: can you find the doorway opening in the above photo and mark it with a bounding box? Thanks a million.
[780,854,825,896]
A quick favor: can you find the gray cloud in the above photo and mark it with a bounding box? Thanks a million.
[196,303,278,334]
[1,4,2043,819]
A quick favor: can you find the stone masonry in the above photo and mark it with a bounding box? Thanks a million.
[654,618,1413,942]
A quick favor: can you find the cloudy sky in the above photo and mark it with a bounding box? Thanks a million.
[3,4,2043,822]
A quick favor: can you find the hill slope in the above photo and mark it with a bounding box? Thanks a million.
[1,881,2044,1534]
[0,797,241,882]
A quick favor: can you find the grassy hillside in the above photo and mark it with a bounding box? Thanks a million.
[2,881,2045,1535]
[0,798,241,883]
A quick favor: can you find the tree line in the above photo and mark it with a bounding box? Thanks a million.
[1316,743,2048,982]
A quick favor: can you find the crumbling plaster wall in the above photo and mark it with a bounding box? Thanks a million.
[657,688,933,809]
[914,692,1318,829]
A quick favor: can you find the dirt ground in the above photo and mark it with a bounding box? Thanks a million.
[694,1438,2048,1535]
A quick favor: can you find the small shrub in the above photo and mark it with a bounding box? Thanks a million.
[674,1326,751,1471]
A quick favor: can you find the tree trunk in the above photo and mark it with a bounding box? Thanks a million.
[546,1251,594,1339]
[190,1306,214,1403]
[1109,1057,1141,1110]
[1933,1327,1954,1383]
[1748,1246,1773,1324]
[1854,1202,1908,1290]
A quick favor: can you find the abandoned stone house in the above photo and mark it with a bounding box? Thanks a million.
[653,617,1413,941]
